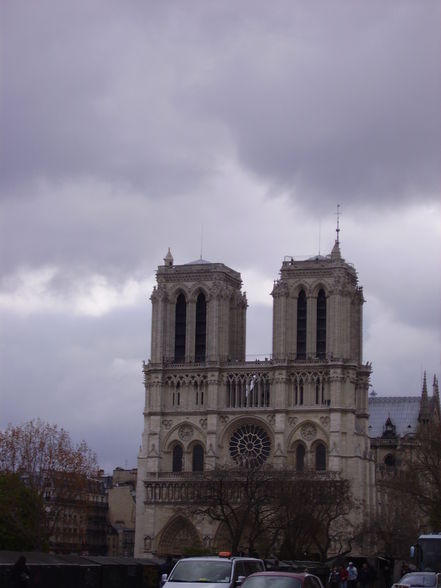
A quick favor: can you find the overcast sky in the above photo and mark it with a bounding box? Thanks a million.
[1,1,440,474]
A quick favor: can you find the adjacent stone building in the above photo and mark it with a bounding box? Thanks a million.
[135,234,378,557]
[107,467,137,557]
[368,374,441,538]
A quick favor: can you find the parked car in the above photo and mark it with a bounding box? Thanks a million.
[162,555,265,588]
[240,571,324,588]
[397,572,441,588]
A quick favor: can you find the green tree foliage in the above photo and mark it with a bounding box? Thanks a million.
[0,419,99,548]
[0,472,49,550]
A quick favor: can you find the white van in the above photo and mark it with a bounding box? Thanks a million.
[162,555,265,588]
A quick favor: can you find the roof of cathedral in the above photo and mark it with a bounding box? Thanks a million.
[368,396,421,438]
[184,258,213,265]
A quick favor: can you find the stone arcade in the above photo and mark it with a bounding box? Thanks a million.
[134,233,379,557]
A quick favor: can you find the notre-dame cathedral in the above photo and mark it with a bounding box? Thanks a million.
[134,234,439,558]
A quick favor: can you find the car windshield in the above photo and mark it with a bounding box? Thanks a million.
[169,561,232,583]
[401,574,436,587]
[244,577,303,588]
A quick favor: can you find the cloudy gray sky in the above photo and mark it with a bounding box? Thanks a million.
[1,0,440,474]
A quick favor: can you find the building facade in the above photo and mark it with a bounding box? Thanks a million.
[135,239,377,557]
[368,374,441,555]
[107,467,137,557]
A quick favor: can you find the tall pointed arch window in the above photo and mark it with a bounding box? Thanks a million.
[315,443,326,471]
[299,378,304,405]
[174,294,186,362]
[192,444,204,472]
[297,290,307,359]
[296,444,305,472]
[195,292,207,362]
[172,444,183,472]
[316,289,327,358]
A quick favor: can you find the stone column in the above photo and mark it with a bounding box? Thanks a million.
[206,291,219,362]
[271,281,289,360]
[150,287,167,363]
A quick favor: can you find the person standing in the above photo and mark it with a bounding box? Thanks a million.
[10,556,30,588]
[347,562,358,588]
[329,567,340,588]
[340,565,349,588]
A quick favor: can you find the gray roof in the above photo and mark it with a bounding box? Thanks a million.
[368,396,421,438]
[185,258,212,265]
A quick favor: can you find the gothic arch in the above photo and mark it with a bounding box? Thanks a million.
[163,421,206,451]
[289,440,306,471]
[188,284,210,302]
[221,416,273,445]
[172,443,183,472]
[157,515,201,556]
[311,281,330,297]
[287,419,328,449]
[312,440,327,470]
[170,286,190,303]
[174,292,187,362]
[291,283,309,298]
[191,442,205,471]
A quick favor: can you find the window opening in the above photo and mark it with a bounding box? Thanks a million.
[297,290,307,359]
[296,444,305,472]
[384,453,396,467]
[172,445,183,472]
[316,289,326,358]
[174,294,186,362]
[315,443,326,470]
[195,292,207,362]
[192,444,204,471]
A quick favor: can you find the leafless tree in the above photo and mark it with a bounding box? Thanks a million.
[189,466,354,560]
[276,472,355,561]
[377,422,441,536]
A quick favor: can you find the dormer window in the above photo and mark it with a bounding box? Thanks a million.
[382,417,397,439]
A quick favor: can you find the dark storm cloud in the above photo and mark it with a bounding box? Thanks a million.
[184,2,440,209]
[0,304,148,469]
[0,1,222,196]
[1,1,439,209]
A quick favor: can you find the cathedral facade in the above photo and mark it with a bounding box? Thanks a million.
[134,239,377,557]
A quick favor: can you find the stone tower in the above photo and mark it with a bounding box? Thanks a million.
[134,240,374,557]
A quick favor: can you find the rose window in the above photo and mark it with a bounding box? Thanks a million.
[229,424,271,467]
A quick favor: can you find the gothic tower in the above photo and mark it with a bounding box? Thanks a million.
[135,241,374,557]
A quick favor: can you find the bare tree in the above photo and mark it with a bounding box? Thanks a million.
[358,487,420,560]
[378,422,441,533]
[276,472,355,561]
[190,466,354,560]
[190,466,279,555]
[0,419,99,548]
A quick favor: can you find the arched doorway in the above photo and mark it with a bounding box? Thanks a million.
[157,516,201,556]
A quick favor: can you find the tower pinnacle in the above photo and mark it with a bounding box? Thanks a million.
[164,248,174,267]
[336,203,341,245]
[331,205,342,260]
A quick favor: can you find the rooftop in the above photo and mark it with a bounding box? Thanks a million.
[368,396,421,438]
